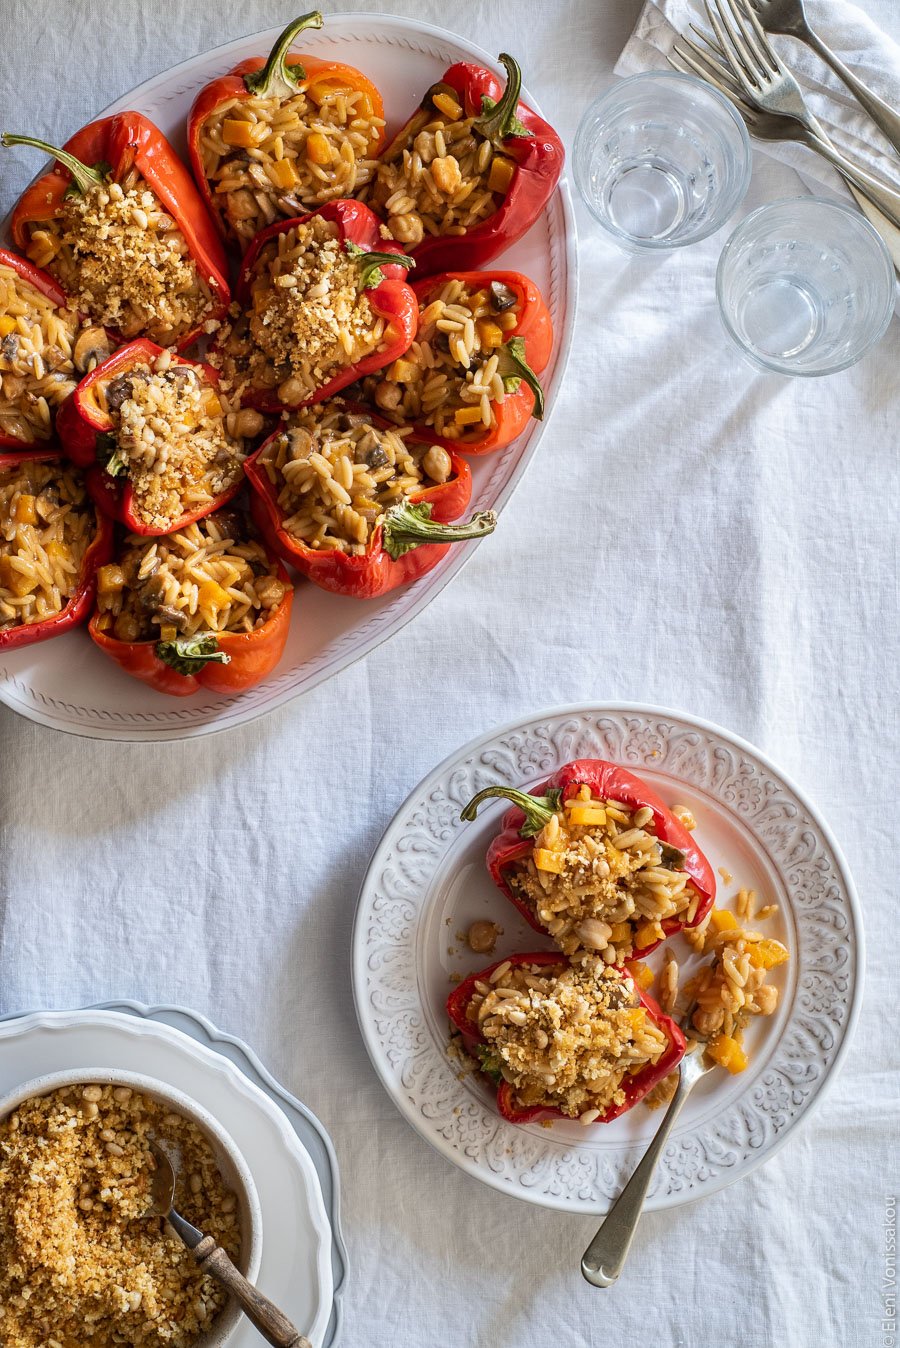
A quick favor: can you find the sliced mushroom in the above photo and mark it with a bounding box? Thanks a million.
[489,280,517,312]
[0,333,19,362]
[137,576,166,612]
[352,428,380,462]
[365,445,390,470]
[105,375,135,411]
[35,485,61,521]
[153,604,189,631]
[284,427,317,461]
[659,842,688,870]
[73,326,112,374]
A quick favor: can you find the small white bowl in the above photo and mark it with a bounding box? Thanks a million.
[0,1068,263,1348]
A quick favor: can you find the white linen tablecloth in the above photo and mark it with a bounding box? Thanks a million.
[1,2,897,1345]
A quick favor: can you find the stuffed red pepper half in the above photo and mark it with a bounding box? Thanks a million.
[2,113,229,350]
[461,760,716,961]
[215,200,417,411]
[245,398,496,597]
[188,11,386,251]
[57,339,257,537]
[448,950,685,1125]
[90,507,292,697]
[364,52,564,274]
[358,270,552,454]
[0,450,112,650]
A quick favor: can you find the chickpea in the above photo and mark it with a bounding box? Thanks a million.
[389,212,424,246]
[230,408,265,439]
[423,444,452,484]
[113,610,142,643]
[227,189,259,221]
[467,920,499,955]
[413,131,436,163]
[277,375,306,406]
[374,379,402,412]
[431,155,462,195]
[754,984,779,1015]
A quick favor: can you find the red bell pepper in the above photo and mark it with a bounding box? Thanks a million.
[0,246,75,449]
[2,114,229,350]
[88,530,293,698]
[187,11,386,250]
[461,759,716,958]
[245,403,496,598]
[0,450,113,650]
[447,951,685,1124]
[56,338,244,537]
[375,53,564,275]
[231,200,418,411]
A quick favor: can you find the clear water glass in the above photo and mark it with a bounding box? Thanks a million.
[717,197,896,376]
[574,72,752,253]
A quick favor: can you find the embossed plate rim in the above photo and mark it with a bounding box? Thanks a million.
[351,701,864,1213]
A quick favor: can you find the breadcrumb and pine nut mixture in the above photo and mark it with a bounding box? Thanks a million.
[25,174,216,347]
[468,956,669,1121]
[507,785,703,963]
[256,401,453,554]
[359,276,521,441]
[196,85,385,249]
[91,350,252,533]
[0,459,96,633]
[94,511,288,645]
[215,214,384,406]
[0,1084,240,1348]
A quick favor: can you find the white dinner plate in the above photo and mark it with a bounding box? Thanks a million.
[352,703,863,1214]
[0,14,577,740]
[0,1009,335,1346]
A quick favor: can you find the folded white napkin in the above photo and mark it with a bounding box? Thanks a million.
[616,0,900,199]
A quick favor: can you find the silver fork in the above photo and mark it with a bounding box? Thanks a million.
[581,1020,713,1287]
[748,0,900,157]
[706,0,900,231]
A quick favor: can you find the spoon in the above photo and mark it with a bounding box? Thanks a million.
[147,1139,310,1348]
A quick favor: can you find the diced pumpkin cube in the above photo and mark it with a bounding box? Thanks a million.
[0,315,17,338]
[13,494,37,525]
[748,939,789,970]
[222,119,258,148]
[198,580,230,612]
[0,554,37,596]
[159,624,178,641]
[387,357,417,383]
[454,406,483,426]
[566,804,607,827]
[266,157,300,190]
[707,1034,748,1074]
[306,81,352,105]
[488,156,516,194]
[709,908,739,933]
[433,92,463,121]
[626,960,654,991]
[633,920,665,949]
[476,319,504,349]
[306,133,332,165]
[97,564,125,597]
[627,1008,646,1029]
[44,541,67,563]
[533,848,565,874]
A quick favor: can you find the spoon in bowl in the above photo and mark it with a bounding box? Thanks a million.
[147,1139,310,1348]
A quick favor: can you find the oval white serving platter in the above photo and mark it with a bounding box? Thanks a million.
[0,1009,335,1347]
[352,703,863,1214]
[0,14,576,740]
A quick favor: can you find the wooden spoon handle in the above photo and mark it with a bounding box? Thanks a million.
[192,1236,311,1348]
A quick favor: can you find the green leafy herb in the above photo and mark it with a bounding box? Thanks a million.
[95,431,127,478]
[475,1044,503,1085]
[345,240,415,290]
[155,634,231,677]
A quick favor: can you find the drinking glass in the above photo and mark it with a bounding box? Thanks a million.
[574,71,752,253]
[717,197,895,376]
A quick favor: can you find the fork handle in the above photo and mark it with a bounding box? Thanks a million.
[192,1236,311,1348]
[581,1066,693,1288]
[804,28,900,160]
[806,130,900,232]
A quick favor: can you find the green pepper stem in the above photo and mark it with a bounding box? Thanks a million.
[497,335,545,420]
[476,53,533,149]
[460,785,563,838]
[243,12,324,99]
[381,501,496,561]
[1,133,106,195]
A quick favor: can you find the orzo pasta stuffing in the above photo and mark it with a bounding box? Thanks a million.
[0,1083,240,1348]
[94,511,288,646]
[505,785,703,963]
[217,213,390,406]
[88,350,249,533]
[466,956,670,1120]
[0,459,97,633]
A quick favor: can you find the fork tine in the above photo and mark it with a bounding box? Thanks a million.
[719,0,772,75]
[670,36,760,120]
[741,0,790,73]
[704,0,762,96]
[680,30,755,103]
